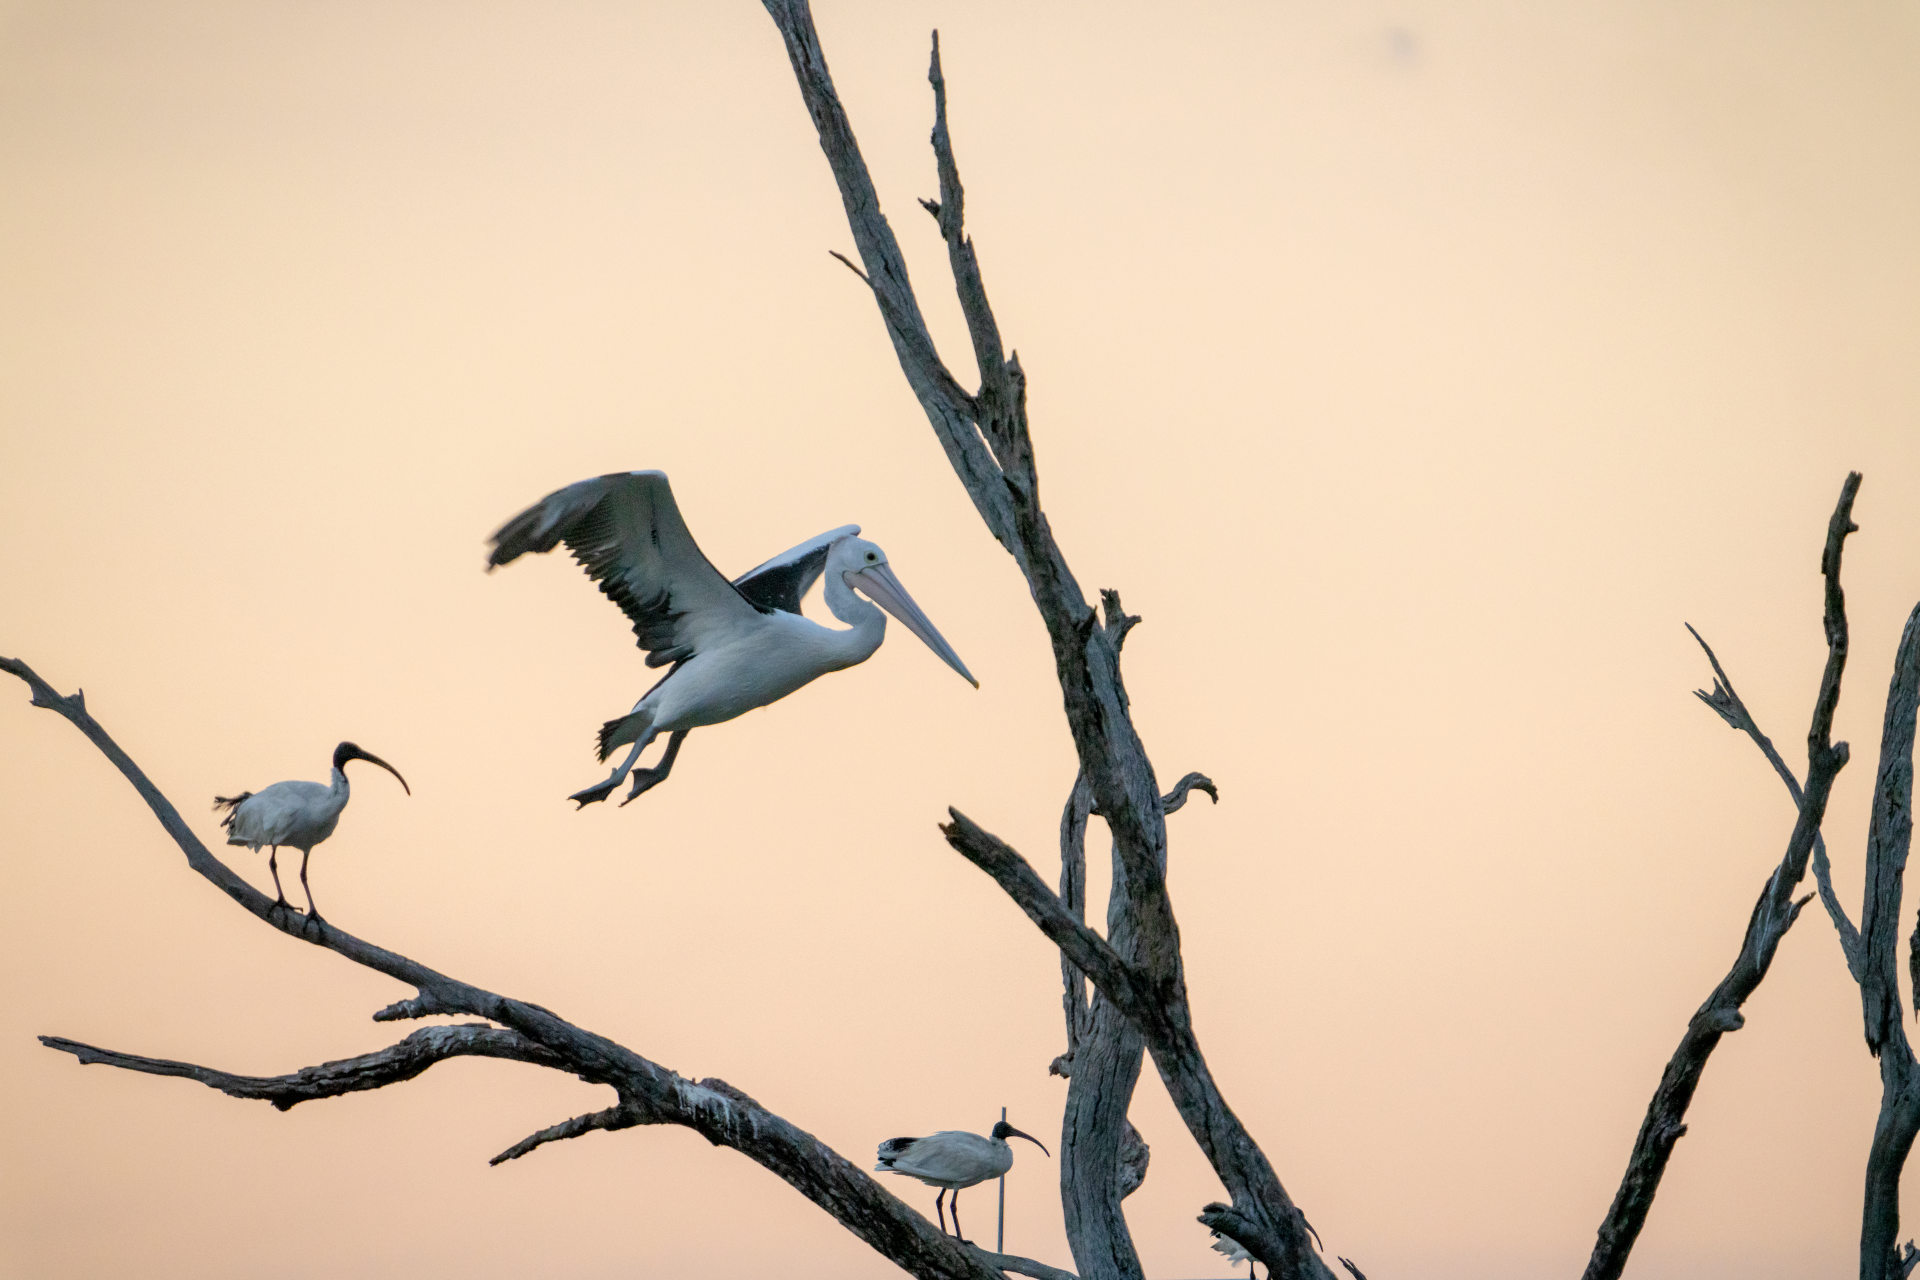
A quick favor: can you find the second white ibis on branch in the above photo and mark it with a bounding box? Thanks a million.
[213,741,410,926]
[874,1120,1049,1242]
[487,470,978,808]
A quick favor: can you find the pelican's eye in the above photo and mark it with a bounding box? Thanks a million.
[865,552,878,563]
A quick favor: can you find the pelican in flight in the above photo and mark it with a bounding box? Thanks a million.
[488,470,977,807]
[213,741,411,927]
[874,1120,1049,1243]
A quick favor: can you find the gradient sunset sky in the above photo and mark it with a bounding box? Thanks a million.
[5,4,1920,1277]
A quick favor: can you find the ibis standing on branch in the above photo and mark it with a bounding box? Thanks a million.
[213,741,411,926]
[487,470,978,807]
[873,1120,1049,1243]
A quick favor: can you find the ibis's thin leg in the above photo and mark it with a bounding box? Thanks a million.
[266,846,289,912]
[934,1188,948,1237]
[620,729,688,805]
[298,849,324,931]
[951,1187,967,1243]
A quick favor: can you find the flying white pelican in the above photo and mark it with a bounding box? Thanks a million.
[212,741,411,927]
[873,1120,1049,1242]
[487,470,978,807]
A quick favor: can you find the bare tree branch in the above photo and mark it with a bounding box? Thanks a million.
[757,7,1334,1273]
[1856,602,1920,1277]
[2,656,1038,1280]
[39,1025,562,1111]
[1160,773,1218,816]
[1686,622,1866,978]
[491,1102,651,1166]
[1055,771,1094,1077]
[1582,473,1861,1280]
[1052,769,1151,1280]
[966,1249,1080,1280]
[941,808,1148,1023]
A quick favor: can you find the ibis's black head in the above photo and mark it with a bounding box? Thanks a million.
[992,1120,1050,1157]
[333,741,412,795]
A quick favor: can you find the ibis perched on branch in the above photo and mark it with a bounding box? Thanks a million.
[487,470,978,808]
[874,1120,1048,1242]
[213,742,410,927]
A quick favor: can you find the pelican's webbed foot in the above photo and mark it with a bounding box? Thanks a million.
[568,779,620,808]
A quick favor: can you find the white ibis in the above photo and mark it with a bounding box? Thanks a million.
[212,741,410,927]
[487,470,978,808]
[873,1120,1049,1243]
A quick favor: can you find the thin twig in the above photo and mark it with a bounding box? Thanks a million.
[490,1102,651,1166]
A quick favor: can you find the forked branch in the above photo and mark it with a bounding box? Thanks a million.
[1,655,1048,1280]
[757,5,1332,1274]
[1581,473,1860,1280]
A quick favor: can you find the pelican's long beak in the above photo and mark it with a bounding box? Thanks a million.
[1003,1125,1050,1157]
[846,563,979,688]
[344,746,412,795]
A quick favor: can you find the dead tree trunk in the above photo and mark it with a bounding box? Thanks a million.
[758,3,1331,1274]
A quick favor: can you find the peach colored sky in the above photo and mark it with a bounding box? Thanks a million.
[4,4,1920,1278]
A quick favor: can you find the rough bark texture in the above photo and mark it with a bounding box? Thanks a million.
[1581,474,1859,1280]
[0,656,1029,1280]
[1856,603,1920,1277]
[1055,773,1148,1280]
[758,4,1331,1273]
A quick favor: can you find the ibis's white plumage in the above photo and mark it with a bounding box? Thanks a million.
[213,741,409,927]
[876,1129,1016,1189]
[873,1120,1048,1241]
[488,470,977,808]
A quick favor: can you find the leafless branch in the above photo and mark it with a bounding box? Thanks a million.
[1686,622,1866,978]
[967,1248,1080,1280]
[757,6,1334,1273]
[40,1025,562,1111]
[1582,473,1861,1280]
[1160,773,1218,815]
[1056,771,1094,1077]
[941,808,1148,1023]
[1855,601,1920,1275]
[2,656,1036,1280]
[490,1102,652,1166]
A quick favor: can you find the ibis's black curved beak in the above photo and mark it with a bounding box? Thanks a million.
[337,742,411,795]
[1003,1124,1049,1157]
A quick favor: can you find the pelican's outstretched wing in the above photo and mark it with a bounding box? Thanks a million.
[488,471,766,668]
[731,524,860,615]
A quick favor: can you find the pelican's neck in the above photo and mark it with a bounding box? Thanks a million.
[823,570,886,663]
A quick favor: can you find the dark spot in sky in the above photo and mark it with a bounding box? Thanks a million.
[1383,25,1422,70]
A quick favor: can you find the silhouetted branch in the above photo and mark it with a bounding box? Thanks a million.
[941,808,1148,1022]
[1,655,1035,1280]
[1856,602,1920,1274]
[40,1025,561,1111]
[1687,621,1867,979]
[1160,774,1218,815]
[966,1249,1080,1280]
[758,6,1334,1274]
[491,1101,651,1166]
[1582,473,1861,1280]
